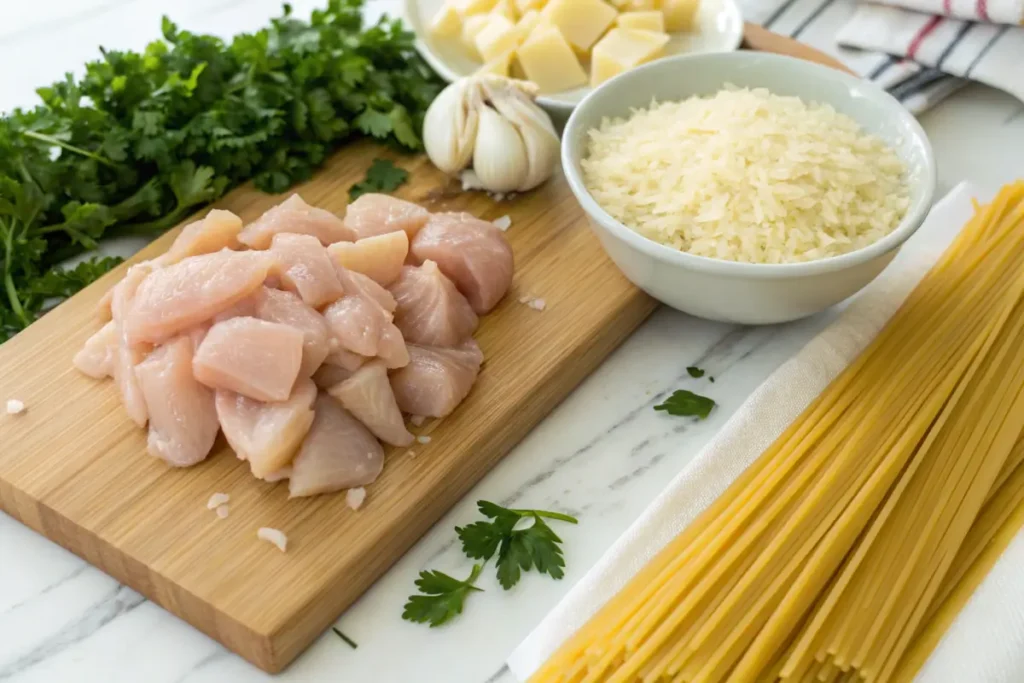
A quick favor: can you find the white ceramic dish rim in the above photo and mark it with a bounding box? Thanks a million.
[561,52,939,280]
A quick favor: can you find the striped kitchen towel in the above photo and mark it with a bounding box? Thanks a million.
[742,0,968,113]
[863,0,1023,25]
[837,5,1024,104]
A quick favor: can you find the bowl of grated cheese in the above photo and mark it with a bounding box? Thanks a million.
[561,51,936,325]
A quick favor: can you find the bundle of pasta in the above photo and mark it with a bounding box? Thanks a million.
[531,181,1024,683]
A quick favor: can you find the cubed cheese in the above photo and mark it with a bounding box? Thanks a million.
[430,3,463,38]
[451,0,498,15]
[517,24,588,92]
[590,28,669,87]
[662,0,699,31]
[476,50,514,76]
[492,0,520,21]
[461,13,493,52]
[516,9,543,36]
[515,0,546,13]
[541,0,618,52]
[616,10,664,31]
[474,15,524,62]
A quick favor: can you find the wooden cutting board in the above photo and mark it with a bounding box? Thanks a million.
[0,141,656,673]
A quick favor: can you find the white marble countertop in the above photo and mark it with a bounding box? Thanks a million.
[2,2,1023,682]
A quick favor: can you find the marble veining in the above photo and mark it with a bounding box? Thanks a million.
[1,2,1023,682]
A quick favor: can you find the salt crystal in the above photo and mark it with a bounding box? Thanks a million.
[416,435,432,444]
[408,450,417,459]
[528,298,547,311]
[207,492,230,509]
[518,295,531,304]
[346,487,367,510]
[5,399,25,415]
[257,527,288,552]
[216,505,230,519]
[492,215,512,231]
[410,415,426,427]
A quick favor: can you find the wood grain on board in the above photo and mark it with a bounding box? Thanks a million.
[0,141,656,672]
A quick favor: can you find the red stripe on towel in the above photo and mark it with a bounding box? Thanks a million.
[908,16,943,59]
[976,0,990,21]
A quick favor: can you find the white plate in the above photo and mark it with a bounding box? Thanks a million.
[405,0,744,118]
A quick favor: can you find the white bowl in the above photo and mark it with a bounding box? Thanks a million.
[561,51,937,325]
[404,0,743,122]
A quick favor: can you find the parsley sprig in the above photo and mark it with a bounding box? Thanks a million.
[402,501,578,627]
[458,501,578,589]
[402,565,485,628]
[349,158,408,200]
[0,0,442,342]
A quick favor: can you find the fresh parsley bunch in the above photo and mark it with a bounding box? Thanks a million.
[0,0,442,342]
[402,501,579,627]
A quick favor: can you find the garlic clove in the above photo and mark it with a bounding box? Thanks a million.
[423,80,479,175]
[484,82,560,192]
[472,104,530,194]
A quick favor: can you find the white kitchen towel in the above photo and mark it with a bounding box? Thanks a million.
[865,0,1024,25]
[837,4,1024,104]
[507,182,1024,683]
[742,0,967,114]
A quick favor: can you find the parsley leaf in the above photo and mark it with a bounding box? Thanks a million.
[654,390,717,419]
[459,501,578,589]
[402,565,484,628]
[686,366,705,378]
[349,158,408,200]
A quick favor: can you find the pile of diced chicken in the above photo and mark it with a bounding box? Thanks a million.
[73,194,514,498]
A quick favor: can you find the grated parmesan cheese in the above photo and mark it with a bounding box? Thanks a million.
[582,86,909,264]
[257,527,288,552]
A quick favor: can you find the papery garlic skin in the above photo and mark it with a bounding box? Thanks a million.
[422,75,559,194]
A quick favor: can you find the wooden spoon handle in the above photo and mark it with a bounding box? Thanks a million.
[741,22,857,76]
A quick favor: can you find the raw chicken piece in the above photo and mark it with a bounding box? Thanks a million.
[322,296,383,358]
[342,193,429,240]
[327,231,408,286]
[97,288,114,321]
[288,394,385,498]
[390,261,478,347]
[125,250,275,345]
[157,210,243,265]
[238,194,354,249]
[327,361,414,446]
[324,347,368,372]
[322,270,396,358]
[112,262,157,426]
[270,233,345,308]
[254,288,332,377]
[377,322,409,369]
[74,321,117,379]
[312,363,356,389]
[390,340,484,417]
[410,212,514,314]
[135,336,219,467]
[216,378,316,479]
[193,317,304,402]
[335,267,397,314]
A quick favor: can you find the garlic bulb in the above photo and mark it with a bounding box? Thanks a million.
[422,75,560,193]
